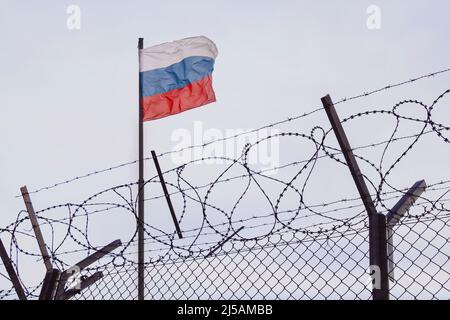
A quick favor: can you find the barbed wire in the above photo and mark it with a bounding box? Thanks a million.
[2,70,450,300]
[18,67,450,197]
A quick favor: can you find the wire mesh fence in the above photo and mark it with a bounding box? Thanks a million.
[68,207,449,300]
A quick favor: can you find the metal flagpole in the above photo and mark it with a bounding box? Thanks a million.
[137,37,145,300]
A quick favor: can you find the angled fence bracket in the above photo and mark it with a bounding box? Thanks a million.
[386,179,426,281]
[20,186,53,272]
[0,237,27,300]
[18,186,122,300]
[54,239,122,300]
[206,226,244,258]
[58,271,104,300]
[151,150,183,239]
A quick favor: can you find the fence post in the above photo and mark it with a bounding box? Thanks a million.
[38,268,60,300]
[321,94,389,300]
[372,213,389,299]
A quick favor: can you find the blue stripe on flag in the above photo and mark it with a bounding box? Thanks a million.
[140,56,215,97]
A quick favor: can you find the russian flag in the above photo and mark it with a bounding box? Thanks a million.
[139,36,218,121]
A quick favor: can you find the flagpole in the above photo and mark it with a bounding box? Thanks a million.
[137,37,145,300]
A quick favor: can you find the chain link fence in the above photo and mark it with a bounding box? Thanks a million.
[67,208,449,300]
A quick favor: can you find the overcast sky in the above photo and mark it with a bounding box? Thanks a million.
[1,0,450,293]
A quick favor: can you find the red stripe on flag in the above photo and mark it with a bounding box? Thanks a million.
[142,74,216,121]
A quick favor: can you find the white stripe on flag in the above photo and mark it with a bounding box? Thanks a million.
[139,36,218,72]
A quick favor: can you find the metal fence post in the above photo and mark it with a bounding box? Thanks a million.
[372,213,389,300]
[321,94,389,300]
